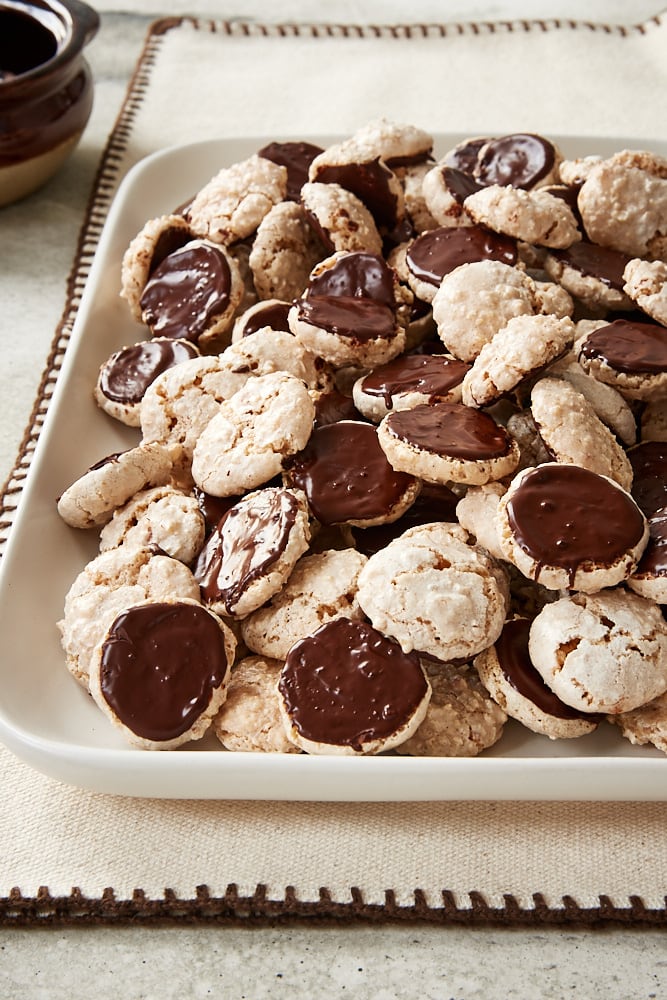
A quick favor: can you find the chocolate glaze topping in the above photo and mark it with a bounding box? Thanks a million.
[239,300,292,337]
[313,159,399,231]
[99,339,198,404]
[312,388,362,428]
[635,508,667,578]
[279,618,428,750]
[193,487,243,534]
[350,482,458,556]
[579,319,667,375]
[308,251,396,307]
[495,618,593,720]
[285,420,416,525]
[297,296,396,341]
[140,240,232,342]
[386,402,513,460]
[406,225,517,287]
[442,166,484,203]
[257,140,324,201]
[629,441,667,518]
[505,464,646,586]
[194,489,300,614]
[444,137,490,174]
[360,353,471,407]
[149,226,193,274]
[474,133,555,189]
[100,602,229,742]
[549,241,632,290]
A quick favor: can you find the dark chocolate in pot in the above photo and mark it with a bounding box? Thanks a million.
[279,618,428,750]
[100,602,229,741]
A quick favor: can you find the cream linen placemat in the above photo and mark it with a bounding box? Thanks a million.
[2,14,667,926]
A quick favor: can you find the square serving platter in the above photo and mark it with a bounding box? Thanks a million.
[1,132,667,801]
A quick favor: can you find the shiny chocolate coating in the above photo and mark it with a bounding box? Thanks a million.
[506,464,646,586]
[386,402,513,460]
[279,618,428,750]
[297,296,395,342]
[239,300,292,337]
[442,166,484,203]
[149,226,193,274]
[312,388,361,428]
[350,482,458,555]
[285,420,416,525]
[193,487,243,534]
[194,489,300,614]
[495,618,591,720]
[579,319,667,375]
[474,133,555,189]
[549,241,632,291]
[99,339,198,404]
[630,441,667,518]
[100,602,229,742]
[406,225,517,287]
[308,251,396,307]
[140,240,232,342]
[312,158,399,230]
[635,508,667,577]
[360,353,470,407]
[257,140,324,201]
[443,137,489,175]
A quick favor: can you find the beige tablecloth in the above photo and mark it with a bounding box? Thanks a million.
[1,13,667,926]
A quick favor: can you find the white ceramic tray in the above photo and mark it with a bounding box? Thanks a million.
[1,132,667,800]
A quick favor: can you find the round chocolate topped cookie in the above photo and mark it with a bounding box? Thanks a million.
[628,507,667,603]
[405,225,518,303]
[353,352,470,422]
[258,140,324,201]
[474,133,558,189]
[140,239,242,347]
[308,250,397,306]
[544,240,634,312]
[95,338,199,426]
[378,401,520,486]
[284,419,420,527]
[277,618,431,755]
[233,299,293,339]
[90,599,235,749]
[350,481,459,556]
[578,318,667,401]
[497,463,649,592]
[310,158,402,232]
[629,441,667,518]
[443,136,490,174]
[475,617,599,739]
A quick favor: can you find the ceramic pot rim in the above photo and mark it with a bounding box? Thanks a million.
[0,0,99,91]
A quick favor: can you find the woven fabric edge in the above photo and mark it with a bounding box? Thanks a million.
[2,885,667,928]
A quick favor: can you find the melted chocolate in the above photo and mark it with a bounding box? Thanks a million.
[149,226,193,274]
[193,487,243,534]
[278,618,428,750]
[88,452,123,472]
[140,240,232,342]
[442,166,484,203]
[312,388,362,428]
[99,339,198,404]
[474,133,555,189]
[549,241,632,291]
[313,159,399,230]
[505,464,646,586]
[194,489,299,614]
[444,137,489,175]
[630,441,667,517]
[495,618,592,720]
[350,482,458,555]
[285,420,416,525]
[257,140,324,201]
[635,508,667,577]
[239,300,292,337]
[406,225,517,287]
[297,296,395,341]
[360,353,470,407]
[100,602,229,742]
[308,251,396,307]
[386,402,513,460]
[579,319,667,375]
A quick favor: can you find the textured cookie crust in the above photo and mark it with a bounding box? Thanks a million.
[461,314,575,408]
[191,371,315,497]
[241,548,367,660]
[609,690,667,755]
[57,441,175,530]
[455,483,507,561]
[222,328,333,392]
[120,213,192,321]
[213,655,300,753]
[58,547,200,687]
[249,201,325,301]
[357,522,509,661]
[623,258,667,326]
[187,155,288,245]
[432,260,538,362]
[98,485,205,565]
[464,185,581,249]
[301,181,383,255]
[396,661,507,757]
[546,359,637,447]
[529,377,633,491]
[528,590,667,714]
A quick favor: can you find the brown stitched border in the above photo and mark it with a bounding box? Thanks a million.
[1,12,667,926]
[1,885,666,928]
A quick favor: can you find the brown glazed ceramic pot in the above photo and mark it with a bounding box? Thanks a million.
[0,0,99,206]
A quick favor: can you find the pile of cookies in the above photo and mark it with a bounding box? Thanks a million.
[56,120,667,757]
